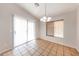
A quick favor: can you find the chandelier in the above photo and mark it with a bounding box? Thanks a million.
[40,3,52,22]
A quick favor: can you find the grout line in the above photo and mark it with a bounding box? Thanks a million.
[47,43,54,56]
[16,48,23,56]
[55,44,58,56]
[40,41,50,56]
[30,43,45,56]
[23,46,33,56]
[63,45,64,56]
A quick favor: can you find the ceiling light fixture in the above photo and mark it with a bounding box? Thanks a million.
[34,3,39,7]
[40,3,52,22]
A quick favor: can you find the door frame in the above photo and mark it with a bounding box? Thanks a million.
[12,14,14,49]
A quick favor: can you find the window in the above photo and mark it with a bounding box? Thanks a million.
[46,19,64,38]
[54,20,64,38]
[46,22,54,36]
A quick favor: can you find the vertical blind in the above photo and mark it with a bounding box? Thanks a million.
[46,20,64,38]
[54,21,64,38]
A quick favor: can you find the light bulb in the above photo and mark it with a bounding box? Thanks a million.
[40,18,43,21]
[47,17,52,22]
[43,16,47,20]
[48,17,52,20]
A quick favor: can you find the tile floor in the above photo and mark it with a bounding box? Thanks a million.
[1,39,79,56]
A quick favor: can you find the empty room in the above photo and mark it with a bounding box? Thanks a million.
[0,3,79,56]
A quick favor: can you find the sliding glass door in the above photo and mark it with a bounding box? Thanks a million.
[13,16,36,47]
[14,16,28,47]
[28,20,35,41]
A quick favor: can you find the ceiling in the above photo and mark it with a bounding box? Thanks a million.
[18,3,79,20]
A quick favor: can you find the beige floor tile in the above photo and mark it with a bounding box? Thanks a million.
[22,52,31,56]
[48,49,57,56]
[37,49,44,53]
[3,50,21,56]
[28,49,37,55]
[32,52,40,56]
[1,39,79,56]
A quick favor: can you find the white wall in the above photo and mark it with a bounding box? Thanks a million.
[40,10,77,48]
[0,4,39,54]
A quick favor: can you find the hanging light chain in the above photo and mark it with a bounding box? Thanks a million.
[45,3,47,17]
[40,3,52,22]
